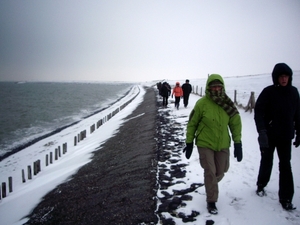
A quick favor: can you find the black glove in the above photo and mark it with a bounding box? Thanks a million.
[293,135,300,148]
[258,130,269,148]
[234,143,243,162]
[183,143,193,159]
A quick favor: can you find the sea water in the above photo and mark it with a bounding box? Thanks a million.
[0,81,134,159]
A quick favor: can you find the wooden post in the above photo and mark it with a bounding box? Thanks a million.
[245,91,256,113]
[58,146,61,157]
[90,124,95,133]
[36,160,41,174]
[46,154,49,166]
[234,90,237,104]
[50,152,53,164]
[63,143,67,154]
[8,177,13,193]
[33,160,40,175]
[22,169,26,183]
[250,91,255,108]
[28,165,32,180]
[2,182,6,198]
[74,136,77,146]
[55,148,58,160]
[33,161,37,175]
[82,130,86,140]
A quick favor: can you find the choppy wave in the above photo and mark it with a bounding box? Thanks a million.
[0,82,134,159]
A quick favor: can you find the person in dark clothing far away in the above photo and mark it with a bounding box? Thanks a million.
[255,63,300,211]
[181,79,192,107]
[160,82,171,107]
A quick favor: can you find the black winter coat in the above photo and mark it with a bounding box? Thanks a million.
[182,83,192,96]
[160,82,171,97]
[254,85,300,140]
[254,63,300,140]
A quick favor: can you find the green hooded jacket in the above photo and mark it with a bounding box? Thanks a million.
[186,74,242,151]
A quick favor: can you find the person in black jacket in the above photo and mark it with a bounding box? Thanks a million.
[254,63,300,211]
[181,79,192,107]
[160,82,171,107]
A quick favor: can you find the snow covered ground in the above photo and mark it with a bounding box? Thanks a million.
[1,73,300,225]
[156,72,300,225]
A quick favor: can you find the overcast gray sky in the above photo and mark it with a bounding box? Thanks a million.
[0,0,299,82]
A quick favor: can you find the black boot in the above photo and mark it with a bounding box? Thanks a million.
[207,202,218,215]
[256,185,266,197]
[280,200,296,211]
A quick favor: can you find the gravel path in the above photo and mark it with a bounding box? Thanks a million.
[24,86,159,225]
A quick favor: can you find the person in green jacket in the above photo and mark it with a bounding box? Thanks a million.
[183,74,243,215]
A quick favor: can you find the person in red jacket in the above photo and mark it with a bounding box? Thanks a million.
[172,82,183,109]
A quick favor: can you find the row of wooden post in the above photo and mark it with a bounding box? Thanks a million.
[0,92,138,201]
[0,178,12,199]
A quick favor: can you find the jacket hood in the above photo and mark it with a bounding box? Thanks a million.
[205,74,225,94]
[272,63,293,86]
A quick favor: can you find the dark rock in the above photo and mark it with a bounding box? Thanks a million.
[206,219,215,225]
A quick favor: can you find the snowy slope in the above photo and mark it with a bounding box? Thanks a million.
[155,73,300,224]
[1,73,300,225]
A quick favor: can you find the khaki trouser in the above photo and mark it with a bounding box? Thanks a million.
[197,147,230,203]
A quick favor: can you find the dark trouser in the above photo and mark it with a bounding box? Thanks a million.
[162,96,169,106]
[183,94,190,107]
[257,138,294,202]
[198,147,229,202]
[174,96,180,109]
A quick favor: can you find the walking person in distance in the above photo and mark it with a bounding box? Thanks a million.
[183,74,243,214]
[160,82,171,107]
[182,79,192,108]
[255,63,300,211]
[172,82,183,110]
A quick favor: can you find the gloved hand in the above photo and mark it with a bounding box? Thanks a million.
[234,143,243,162]
[183,143,193,159]
[171,95,173,98]
[258,130,269,148]
[293,134,300,148]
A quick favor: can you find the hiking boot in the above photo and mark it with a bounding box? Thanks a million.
[280,200,296,211]
[207,202,218,215]
[256,186,266,197]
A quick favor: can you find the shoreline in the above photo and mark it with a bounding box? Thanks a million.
[0,86,134,162]
[24,86,159,224]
